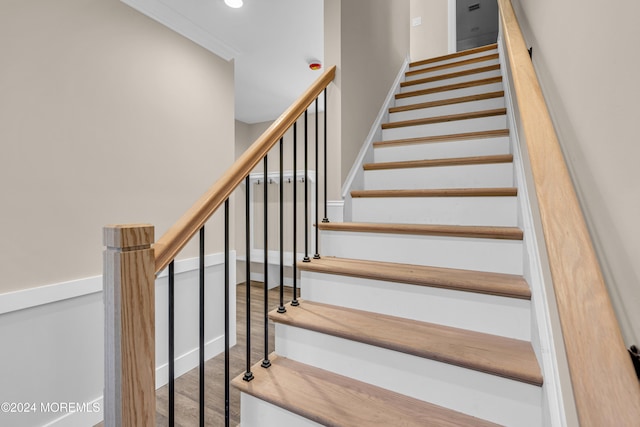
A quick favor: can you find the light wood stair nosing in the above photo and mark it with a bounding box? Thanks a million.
[409,43,498,68]
[401,64,501,88]
[382,108,506,130]
[298,256,531,299]
[232,355,502,427]
[405,53,500,78]
[269,301,543,386]
[373,129,510,148]
[389,91,505,114]
[396,76,503,100]
[317,222,524,241]
[363,154,514,171]
[351,187,518,198]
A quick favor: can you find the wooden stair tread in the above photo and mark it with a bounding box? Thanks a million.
[373,129,509,148]
[232,356,501,427]
[297,256,531,299]
[401,64,501,88]
[318,222,523,240]
[351,187,517,198]
[406,53,500,78]
[390,91,504,114]
[409,43,498,68]
[382,108,506,129]
[363,154,513,171]
[269,301,543,386]
[397,76,503,100]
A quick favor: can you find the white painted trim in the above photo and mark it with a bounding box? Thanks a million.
[156,252,228,277]
[237,249,304,267]
[498,31,567,427]
[327,199,344,222]
[341,56,410,199]
[0,276,102,315]
[0,254,229,315]
[448,0,457,53]
[40,396,104,427]
[155,334,226,388]
[121,0,240,61]
[0,251,235,427]
[245,271,295,288]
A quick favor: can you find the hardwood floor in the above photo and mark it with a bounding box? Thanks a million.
[97,281,294,427]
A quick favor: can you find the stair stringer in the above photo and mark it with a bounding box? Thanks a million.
[498,30,577,427]
[340,55,410,222]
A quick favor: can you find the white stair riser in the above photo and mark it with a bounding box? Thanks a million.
[301,271,531,340]
[383,115,506,141]
[320,231,523,274]
[352,196,518,226]
[409,49,498,72]
[240,394,322,427]
[400,69,502,94]
[364,163,514,190]
[275,325,542,427]
[405,58,500,82]
[389,97,505,123]
[374,136,511,162]
[395,82,504,107]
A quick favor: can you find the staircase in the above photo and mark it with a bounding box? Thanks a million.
[233,43,545,426]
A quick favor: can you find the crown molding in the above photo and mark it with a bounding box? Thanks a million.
[122,0,240,60]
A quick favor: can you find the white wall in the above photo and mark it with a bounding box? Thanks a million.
[0,255,235,427]
[510,0,640,347]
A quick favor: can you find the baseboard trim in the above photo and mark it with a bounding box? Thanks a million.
[498,31,571,427]
[1,251,236,427]
[156,334,229,388]
[341,56,410,200]
[41,396,103,427]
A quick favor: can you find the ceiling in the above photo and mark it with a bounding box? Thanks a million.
[123,0,324,124]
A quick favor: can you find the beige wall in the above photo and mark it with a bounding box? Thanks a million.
[410,0,449,61]
[325,0,410,194]
[0,0,235,293]
[511,0,640,346]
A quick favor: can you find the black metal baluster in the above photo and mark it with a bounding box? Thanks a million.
[224,200,230,427]
[278,138,286,313]
[199,226,205,427]
[323,89,329,223]
[314,98,320,259]
[243,176,254,381]
[303,110,310,263]
[168,260,175,427]
[262,156,271,368]
[292,121,300,306]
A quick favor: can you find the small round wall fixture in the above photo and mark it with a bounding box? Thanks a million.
[309,61,322,71]
[225,0,243,8]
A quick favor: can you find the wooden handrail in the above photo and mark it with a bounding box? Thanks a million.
[497,0,640,424]
[154,66,336,274]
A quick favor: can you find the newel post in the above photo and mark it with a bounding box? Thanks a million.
[103,224,156,426]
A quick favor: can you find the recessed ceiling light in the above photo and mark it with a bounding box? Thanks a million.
[225,0,243,8]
